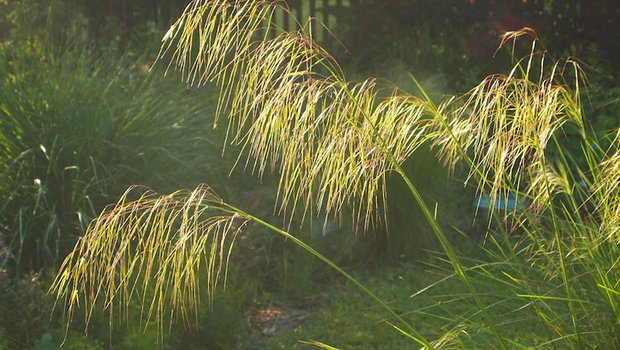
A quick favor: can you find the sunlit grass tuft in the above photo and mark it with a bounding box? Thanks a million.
[433,34,584,215]
[158,0,435,232]
[50,185,248,334]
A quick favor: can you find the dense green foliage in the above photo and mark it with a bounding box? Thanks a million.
[334,0,620,75]
[0,42,221,273]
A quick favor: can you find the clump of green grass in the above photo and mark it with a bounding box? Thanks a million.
[0,27,219,274]
[421,31,620,348]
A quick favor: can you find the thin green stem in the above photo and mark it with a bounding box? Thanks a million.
[225,204,436,349]
[332,74,507,349]
[392,164,507,350]
[539,156,583,348]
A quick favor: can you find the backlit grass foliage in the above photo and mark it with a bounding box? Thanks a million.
[52,1,619,348]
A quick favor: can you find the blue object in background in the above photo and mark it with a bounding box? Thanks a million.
[473,193,529,211]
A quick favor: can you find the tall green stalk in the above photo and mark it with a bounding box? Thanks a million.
[231,206,435,349]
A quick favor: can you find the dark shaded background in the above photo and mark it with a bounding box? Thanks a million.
[59,1,620,66]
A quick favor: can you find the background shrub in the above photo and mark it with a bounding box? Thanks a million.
[0,0,226,274]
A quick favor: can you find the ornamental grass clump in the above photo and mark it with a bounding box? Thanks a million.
[0,40,217,274]
[51,1,619,348]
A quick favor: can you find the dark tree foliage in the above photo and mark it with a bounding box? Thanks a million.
[81,0,189,39]
[333,0,620,73]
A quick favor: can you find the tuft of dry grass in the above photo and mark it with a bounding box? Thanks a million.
[594,131,620,241]
[159,0,432,231]
[50,185,248,333]
[432,32,584,215]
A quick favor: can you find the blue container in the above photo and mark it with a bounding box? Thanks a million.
[473,193,529,211]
